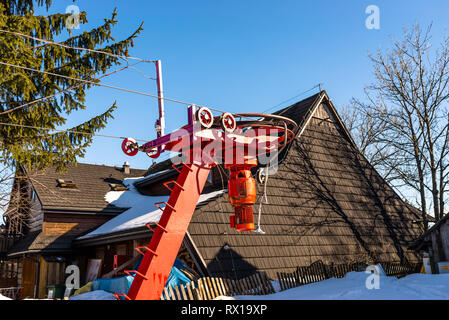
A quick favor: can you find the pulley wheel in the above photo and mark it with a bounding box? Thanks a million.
[220,112,236,133]
[121,138,138,156]
[196,106,214,128]
[146,147,161,159]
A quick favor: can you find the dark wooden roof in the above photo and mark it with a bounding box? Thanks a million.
[27,163,147,214]
[7,231,76,257]
[273,91,322,126]
[143,158,175,177]
[187,91,422,279]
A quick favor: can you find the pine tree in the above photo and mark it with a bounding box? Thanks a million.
[0,0,143,171]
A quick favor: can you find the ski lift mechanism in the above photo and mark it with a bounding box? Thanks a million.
[119,103,297,300]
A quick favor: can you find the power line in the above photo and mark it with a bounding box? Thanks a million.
[1,28,307,116]
[0,60,227,113]
[0,121,149,142]
[128,65,156,80]
[262,83,323,113]
[0,63,134,115]
[0,29,323,132]
[0,28,155,64]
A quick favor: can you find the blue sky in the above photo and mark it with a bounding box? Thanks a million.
[37,0,449,170]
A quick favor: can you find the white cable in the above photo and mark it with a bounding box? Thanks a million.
[0,61,227,113]
[253,166,268,234]
[0,64,132,115]
[0,121,149,142]
[0,29,154,63]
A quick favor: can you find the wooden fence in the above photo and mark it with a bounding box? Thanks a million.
[277,261,422,291]
[161,272,275,300]
[382,262,422,278]
[0,287,21,300]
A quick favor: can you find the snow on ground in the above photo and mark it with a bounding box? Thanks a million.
[78,176,224,239]
[71,175,449,301]
[0,294,11,300]
[64,272,449,300]
[236,272,449,300]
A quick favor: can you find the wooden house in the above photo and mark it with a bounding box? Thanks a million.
[0,163,146,298]
[1,90,424,298]
[412,214,449,274]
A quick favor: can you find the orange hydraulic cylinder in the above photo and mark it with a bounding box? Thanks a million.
[226,159,257,232]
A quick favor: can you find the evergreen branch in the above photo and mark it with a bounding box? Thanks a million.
[0,64,129,115]
[0,2,144,170]
[1,0,53,15]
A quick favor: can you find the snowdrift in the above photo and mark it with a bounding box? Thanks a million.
[236,271,449,300]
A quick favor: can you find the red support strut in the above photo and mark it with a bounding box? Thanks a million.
[124,161,212,300]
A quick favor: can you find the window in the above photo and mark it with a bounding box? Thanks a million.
[57,179,77,189]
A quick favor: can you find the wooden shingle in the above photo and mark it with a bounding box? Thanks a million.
[27,163,146,213]
[187,91,422,279]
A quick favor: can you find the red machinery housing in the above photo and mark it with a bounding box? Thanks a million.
[226,159,257,232]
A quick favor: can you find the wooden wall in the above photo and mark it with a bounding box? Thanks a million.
[20,257,37,299]
[43,213,111,236]
[440,222,449,262]
[28,190,43,233]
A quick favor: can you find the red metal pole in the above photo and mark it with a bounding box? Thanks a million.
[126,160,212,300]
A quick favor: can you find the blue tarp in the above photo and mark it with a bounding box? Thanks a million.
[166,258,191,288]
[91,274,134,294]
[91,258,191,295]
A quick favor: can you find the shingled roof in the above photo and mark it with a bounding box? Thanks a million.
[186,90,422,279]
[6,163,148,257]
[8,231,76,257]
[26,163,147,214]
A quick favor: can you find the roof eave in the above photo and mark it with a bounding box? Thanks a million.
[8,248,73,258]
[73,226,153,247]
[42,206,128,216]
[133,168,178,189]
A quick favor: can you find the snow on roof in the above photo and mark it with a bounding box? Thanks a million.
[78,176,224,240]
